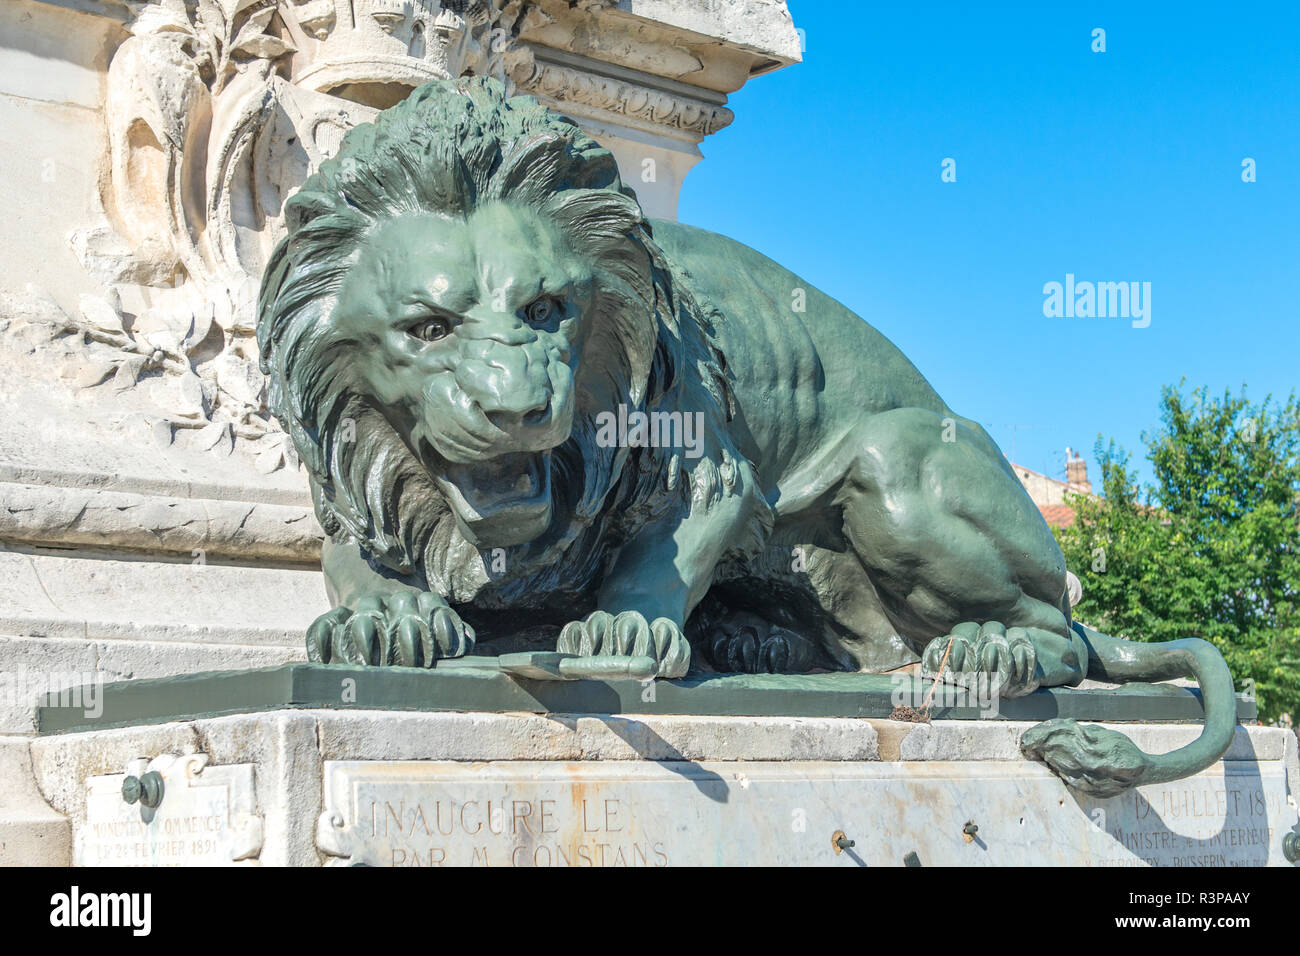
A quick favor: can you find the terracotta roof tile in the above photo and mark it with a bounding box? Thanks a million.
[1039,504,1076,529]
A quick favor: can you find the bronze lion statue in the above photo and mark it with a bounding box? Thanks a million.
[257,78,1235,796]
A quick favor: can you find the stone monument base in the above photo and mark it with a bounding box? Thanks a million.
[12,666,1299,866]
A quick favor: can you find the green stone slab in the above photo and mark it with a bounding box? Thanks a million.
[33,664,1256,736]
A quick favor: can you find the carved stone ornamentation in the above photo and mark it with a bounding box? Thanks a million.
[8,1,794,470]
[62,0,530,465]
[508,48,735,140]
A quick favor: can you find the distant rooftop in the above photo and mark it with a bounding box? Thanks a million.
[1012,456,1092,529]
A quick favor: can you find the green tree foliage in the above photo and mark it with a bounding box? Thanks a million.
[1055,384,1300,723]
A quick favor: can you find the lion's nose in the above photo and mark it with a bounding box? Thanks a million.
[454,337,563,438]
[457,339,552,423]
[459,365,550,424]
[481,392,550,430]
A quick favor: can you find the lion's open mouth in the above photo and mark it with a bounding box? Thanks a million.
[434,450,553,547]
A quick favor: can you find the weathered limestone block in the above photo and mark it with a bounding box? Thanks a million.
[0,735,70,865]
[0,551,323,732]
[0,482,321,561]
[23,711,1300,867]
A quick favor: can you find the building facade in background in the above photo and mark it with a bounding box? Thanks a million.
[1011,449,1092,529]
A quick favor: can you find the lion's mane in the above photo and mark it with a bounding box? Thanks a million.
[257,77,762,617]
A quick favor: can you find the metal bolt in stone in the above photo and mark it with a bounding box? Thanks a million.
[1284,831,1300,863]
[122,771,165,809]
[831,829,854,854]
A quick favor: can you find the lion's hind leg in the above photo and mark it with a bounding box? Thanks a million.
[688,526,923,674]
[836,407,1088,691]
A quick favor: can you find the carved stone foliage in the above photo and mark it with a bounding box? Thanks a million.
[62,1,530,467]
[40,1,753,468]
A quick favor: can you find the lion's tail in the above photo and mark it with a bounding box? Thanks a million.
[1020,622,1238,798]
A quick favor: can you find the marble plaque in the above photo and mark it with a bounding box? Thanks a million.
[318,759,1298,867]
[78,754,263,866]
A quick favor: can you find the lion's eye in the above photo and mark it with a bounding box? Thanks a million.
[524,296,561,325]
[409,316,451,342]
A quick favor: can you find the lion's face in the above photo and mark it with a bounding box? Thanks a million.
[328,202,598,548]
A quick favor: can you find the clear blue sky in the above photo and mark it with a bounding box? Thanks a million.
[677,1,1299,489]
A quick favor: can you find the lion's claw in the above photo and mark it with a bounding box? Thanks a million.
[921,621,1039,698]
[306,592,475,668]
[704,615,815,674]
[556,610,690,678]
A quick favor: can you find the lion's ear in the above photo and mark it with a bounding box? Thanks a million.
[494,133,624,203]
[282,189,339,234]
[492,132,569,205]
[545,189,644,254]
[412,134,479,217]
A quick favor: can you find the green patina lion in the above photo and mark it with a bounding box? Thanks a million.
[256,78,1236,796]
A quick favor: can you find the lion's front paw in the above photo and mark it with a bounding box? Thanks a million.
[306,592,475,668]
[921,621,1039,698]
[556,610,691,679]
